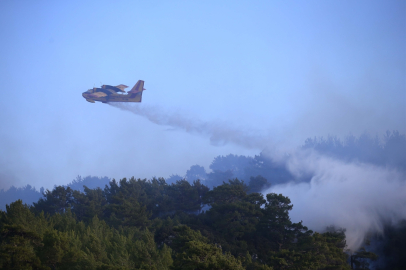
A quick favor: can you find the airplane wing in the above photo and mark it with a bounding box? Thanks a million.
[128,80,145,93]
[102,85,127,93]
[115,84,128,92]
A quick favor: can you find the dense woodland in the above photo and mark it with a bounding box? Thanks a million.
[0,177,384,269]
[1,132,405,269]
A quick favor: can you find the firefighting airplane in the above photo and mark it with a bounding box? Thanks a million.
[82,80,145,103]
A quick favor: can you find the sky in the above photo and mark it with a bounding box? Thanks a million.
[0,1,405,191]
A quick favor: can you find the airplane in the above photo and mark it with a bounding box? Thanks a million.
[82,80,145,103]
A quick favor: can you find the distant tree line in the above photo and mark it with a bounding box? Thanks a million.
[172,131,406,189]
[0,185,44,211]
[302,131,406,171]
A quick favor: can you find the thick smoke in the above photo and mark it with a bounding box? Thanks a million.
[109,103,270,149]
[110,102,406,251]
[265,149,406,250]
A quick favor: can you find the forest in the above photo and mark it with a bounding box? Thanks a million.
[1,177,361,269]
[1,132,405,269]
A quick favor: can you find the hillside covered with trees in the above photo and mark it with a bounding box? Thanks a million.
[1,177,381,270]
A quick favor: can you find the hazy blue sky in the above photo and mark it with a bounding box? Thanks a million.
[1,1,405,190]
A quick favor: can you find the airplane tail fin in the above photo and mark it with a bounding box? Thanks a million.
[128,80,145,94]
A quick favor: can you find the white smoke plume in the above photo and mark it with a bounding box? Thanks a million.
[110,102,406,251]
[108,103,270,149]
[265,149,406,250]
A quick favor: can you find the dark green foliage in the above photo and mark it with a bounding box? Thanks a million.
[201,181,263,255]
[32,186,74,215]
[308,230,350,269]
[172,240,245,270]
[103,178,151,228]
[258,193,298,251]
[2,178,358,269]
[248,175,271,193]
[170,225,209,252]
[1,200,173,270]
[166,179,207,213]
[71,186,106,222]
[0,224,43,269]
[203,179,249,205]
[170,225,245,270]
[0,200,43,269]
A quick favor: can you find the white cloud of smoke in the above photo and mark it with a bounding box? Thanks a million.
[265,149,406,250]
[109,103,270,150]
[110,102,406,251]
